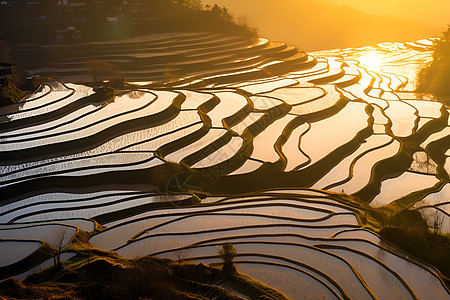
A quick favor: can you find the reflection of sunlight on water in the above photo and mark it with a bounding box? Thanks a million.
[358,51,382,72]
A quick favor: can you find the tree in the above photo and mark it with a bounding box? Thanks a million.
[424,209,445,234]
[220,6,233,22]
[86,60,123,84]
[218,243,237,273]
[50,227,69,268]
[0,39,11,63]
[389,209,428,233]
[175,247,191,266]
[211,4,221,14]
[417,26,450,96]
[211,4,234,22]
[181,0,203,10]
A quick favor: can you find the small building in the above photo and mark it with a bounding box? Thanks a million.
[0,63,13,86]
[25,1,39,7]
[55,26,82,41]
[92,0,106,9]
[69,1,86,8]
[106,16,119,23]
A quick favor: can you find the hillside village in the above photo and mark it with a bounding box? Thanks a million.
[0,0,242,44]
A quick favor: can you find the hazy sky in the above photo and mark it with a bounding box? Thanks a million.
[319,0,449,26]
[203,0,447,51]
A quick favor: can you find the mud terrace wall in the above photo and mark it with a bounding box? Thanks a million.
[1,34,449,299]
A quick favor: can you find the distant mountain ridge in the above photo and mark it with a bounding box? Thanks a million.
[203,0,441,51]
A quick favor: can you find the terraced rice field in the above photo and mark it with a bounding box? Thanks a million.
[1,33,449,299]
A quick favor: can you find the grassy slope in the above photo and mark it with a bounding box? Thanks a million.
[0,224,287,299]
[0,82,26,107]
[0,255,287,300]
[377,209,450,283]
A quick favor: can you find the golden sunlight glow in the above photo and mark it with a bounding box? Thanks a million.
[358,52,382,71]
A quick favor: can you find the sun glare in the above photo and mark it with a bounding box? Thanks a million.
[358,52,382,71]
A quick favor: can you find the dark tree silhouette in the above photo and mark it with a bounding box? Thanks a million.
[50,227,68,268]
[218,243,237,273]
[417,26,450,96]
[0,39,11,63]
[86,60,123,84]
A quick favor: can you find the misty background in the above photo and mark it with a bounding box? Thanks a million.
[203,0,448,51]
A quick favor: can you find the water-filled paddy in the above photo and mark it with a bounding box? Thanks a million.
[0,240,42,267]
[371,172,439,207]
[1,35,449,299]
[299,102,369,166]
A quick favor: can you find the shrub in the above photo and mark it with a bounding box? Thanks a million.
[379,208,450,279]
[218,243,237,273]
[86,60,124,84]
[0,82,26,107]
[389,209,428,233]
[417,26,450,97]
